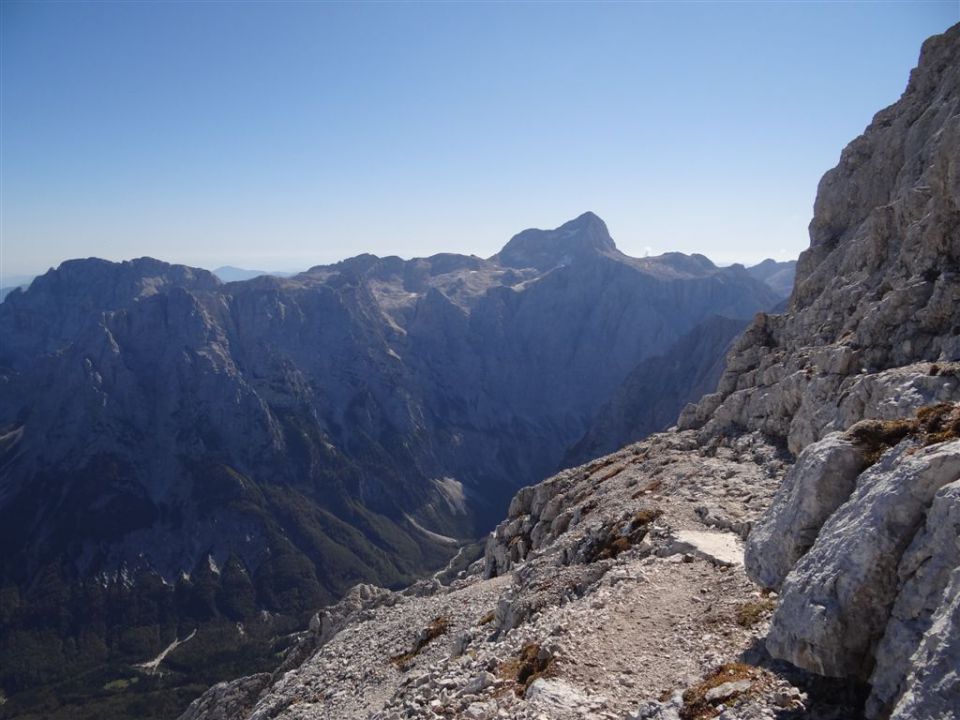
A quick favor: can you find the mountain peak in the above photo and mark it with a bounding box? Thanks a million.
[493,212,617,271]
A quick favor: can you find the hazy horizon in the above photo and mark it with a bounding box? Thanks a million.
[2,2,957,281]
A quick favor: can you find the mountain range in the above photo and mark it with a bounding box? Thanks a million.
[178,22,960,720]
[0,216,791,718]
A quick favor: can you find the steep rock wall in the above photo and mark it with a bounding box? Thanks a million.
[680,25,960,454]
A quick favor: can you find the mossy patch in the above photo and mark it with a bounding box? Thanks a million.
[584,508,663,562]
[680,662,758,720]
[735,597,776,628]
[390,616,450,669]
[498,642,555,695]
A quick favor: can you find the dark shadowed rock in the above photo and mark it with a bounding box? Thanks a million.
[564,315,748,467]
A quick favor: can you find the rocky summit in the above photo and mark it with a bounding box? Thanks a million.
[178,22,960,720]
[0,206,786,716]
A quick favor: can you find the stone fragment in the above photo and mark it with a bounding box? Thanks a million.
[663,530,743,567]
[704,679,753,703]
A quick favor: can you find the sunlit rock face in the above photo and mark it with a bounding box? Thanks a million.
[681,24,960,454]
[707,23,960,719]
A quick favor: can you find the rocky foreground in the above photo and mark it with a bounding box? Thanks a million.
[182,428,798,720]
[180,393,959,720]
[181,22,960,720]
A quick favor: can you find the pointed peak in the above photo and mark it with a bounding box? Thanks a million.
[558,211,608,234]
[494,213,617,271]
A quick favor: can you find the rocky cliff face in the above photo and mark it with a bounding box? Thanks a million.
[0,213,780,716]
[176,23,960,720]
[679,25,960,452]
[703,24,960,718]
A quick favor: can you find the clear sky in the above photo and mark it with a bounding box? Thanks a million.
[1,1,957,281]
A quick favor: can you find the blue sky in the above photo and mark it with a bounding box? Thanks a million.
[1,1,957,280]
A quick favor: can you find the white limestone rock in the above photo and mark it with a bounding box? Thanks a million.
[889,567,960,720]
[866,478,960,717]
[744,433,867,589]
[765,440,960,680]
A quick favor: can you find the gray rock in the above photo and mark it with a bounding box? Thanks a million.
[890,567,960,720]
[662,530,743,567]
[628,692,683,720]
[744,433,867,589]
[867,478,960,717]
[704,679,753,703]
[765,440,960,680]
[461,672,495,696]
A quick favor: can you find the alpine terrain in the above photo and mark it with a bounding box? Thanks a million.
[178,22,960,720]
[0,213,786,717]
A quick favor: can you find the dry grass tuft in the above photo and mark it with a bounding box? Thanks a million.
[680,662,758,720]
[846,403,960,465]
[846,418,917,464]
[916,403,960,445]
[735,597,776,628]
[390,616,450,669]
[585,507,663,562]
[498,642,555,695]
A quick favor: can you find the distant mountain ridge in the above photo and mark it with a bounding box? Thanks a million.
[0,273,36,301]
[745,258,797,298]
[0,213,786,717]
[211,266,295,283]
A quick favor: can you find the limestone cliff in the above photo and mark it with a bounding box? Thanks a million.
[680,24,960,453]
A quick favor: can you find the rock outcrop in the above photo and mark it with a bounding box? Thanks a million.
[743,432,868,589]
[764,437,960,678]
[889,567,960,720]
[869,477,960,717]
[679,24,960,453]
[729,22,960,719]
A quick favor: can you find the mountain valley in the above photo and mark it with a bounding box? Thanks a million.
[0,213,789,718]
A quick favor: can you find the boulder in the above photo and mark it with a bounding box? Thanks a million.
[866,478,960,717]
[765,440,960,680]
[744,433,866,589]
